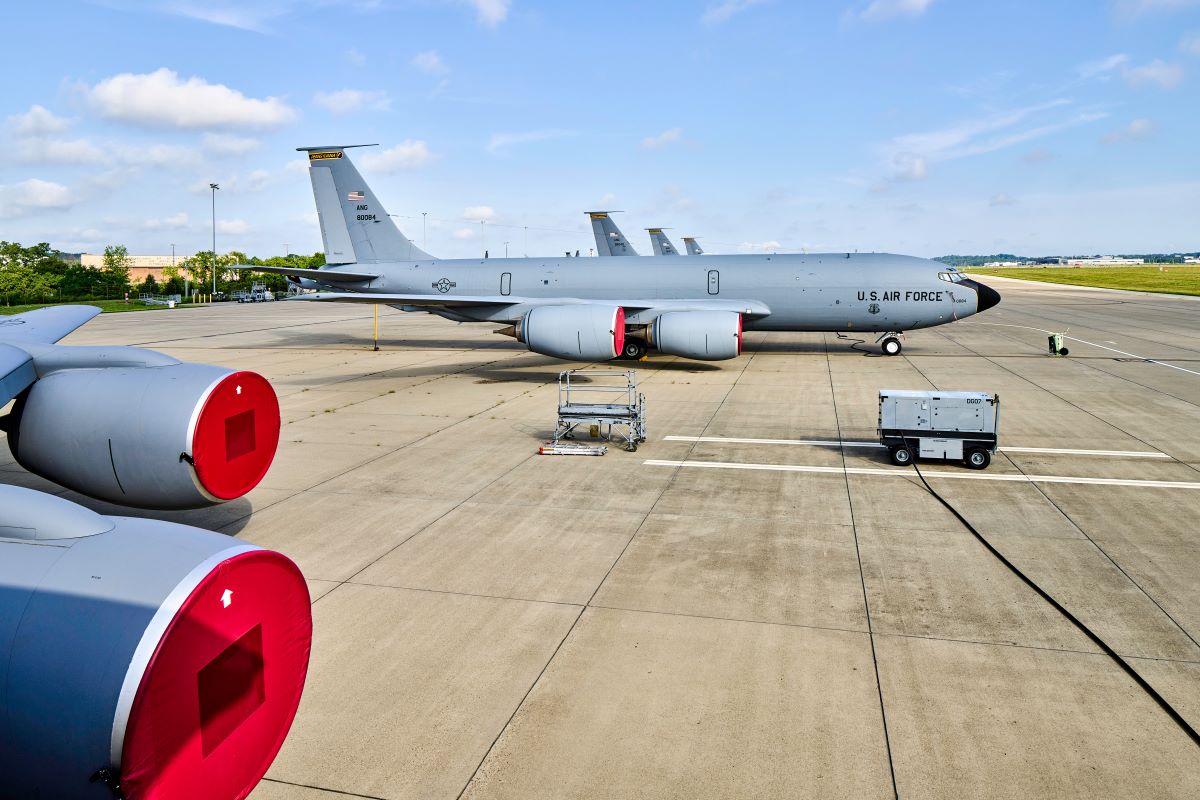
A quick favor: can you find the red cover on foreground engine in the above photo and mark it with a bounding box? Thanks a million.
[120,550,312,800]
[192,371,281,500]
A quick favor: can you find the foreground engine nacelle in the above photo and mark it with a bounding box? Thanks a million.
[6,364,280,509]
[0,486,312,800]
[648,310,742,360]
[514,304,625,361]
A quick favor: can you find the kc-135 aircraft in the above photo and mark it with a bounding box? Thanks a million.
[244,144,1000,361]
[0,305,311,799]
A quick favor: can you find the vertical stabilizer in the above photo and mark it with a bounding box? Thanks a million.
[298,145,436,263]
[683,237,704,256]
[647,228,679,256]
[588,212,639,257]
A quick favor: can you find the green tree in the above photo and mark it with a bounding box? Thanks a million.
[101,244,132,298]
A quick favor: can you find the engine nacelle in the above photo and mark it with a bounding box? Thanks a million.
[6,364,280,509]
[515,304,625,361]
[648,310,742,360]
[0,486,312,800]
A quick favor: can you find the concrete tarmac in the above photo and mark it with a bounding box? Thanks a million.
[3,276,1199,799]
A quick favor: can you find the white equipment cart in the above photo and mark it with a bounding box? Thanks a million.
[878,389,999,469]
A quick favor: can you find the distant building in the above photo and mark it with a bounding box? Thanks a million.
[80,253,194,284]
[1063,256,1144,266]
[1183,256,1200,264]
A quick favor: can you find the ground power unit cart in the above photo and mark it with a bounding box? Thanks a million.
[878,389,999,469]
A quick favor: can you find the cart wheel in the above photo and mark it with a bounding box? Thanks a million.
[890,445,913,466]
[1058,347,1069,356]
[964,448,990,470]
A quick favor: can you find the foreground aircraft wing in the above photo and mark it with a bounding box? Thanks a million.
[232,264,382,282]
[0,304,101,344]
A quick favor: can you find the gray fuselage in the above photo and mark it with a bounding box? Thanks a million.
[310,251,992,333]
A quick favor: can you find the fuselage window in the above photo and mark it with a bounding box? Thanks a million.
[500,272,511,296]
[707,270,719,295]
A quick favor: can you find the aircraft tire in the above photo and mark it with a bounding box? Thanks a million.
[881,336,902,356]
[621,338,648,360]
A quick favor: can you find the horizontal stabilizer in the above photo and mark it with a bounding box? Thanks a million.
[231,264,380,282]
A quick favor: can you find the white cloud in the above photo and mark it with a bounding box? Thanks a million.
[1183,33,1200,55]
[0,178,73,219]
[640,127,684,150]
[413,50,447,75]
[7,105,72,136]
[463,0,510,25]
[701,0,767,25]
[859,0,935,21]
[142,212,190,231]
[1119,0,1200,13]
[1077,53,1129,79]
[346,48,367,66]
[285,158,310,174]
[486,129,575,154]
[1103,118,1155,143]
[989,193,1016,207]
[312,88,391,114]
[891,152,928,181]
[1123,59,1184,89]
[202,133,260,156]
[452,227,477,240]
[737,240,782,252]
[361,140,434,172]
[463,205,496,222]
[16,138,105,165]
[83,68,297,129]
[217,219,250,235]
[881,100,1105,180]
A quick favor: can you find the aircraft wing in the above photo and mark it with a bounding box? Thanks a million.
[0,343,37,407]
[289,292,518,307]
[231,264,382,282]
[289,292,771,317]
[0,304,101,344]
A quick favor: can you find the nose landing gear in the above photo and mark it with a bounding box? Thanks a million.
[878,333,904,356]
[620,338,648,360]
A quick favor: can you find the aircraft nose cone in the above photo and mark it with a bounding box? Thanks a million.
[963,279,1001,312]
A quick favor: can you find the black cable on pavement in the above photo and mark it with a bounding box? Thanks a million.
[898,437,1200,749]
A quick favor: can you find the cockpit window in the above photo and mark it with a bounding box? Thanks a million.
[938,271,965,283]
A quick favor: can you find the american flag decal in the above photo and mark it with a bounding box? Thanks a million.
[348,191,365,201]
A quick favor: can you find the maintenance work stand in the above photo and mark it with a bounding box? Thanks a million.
[553,369,647,452]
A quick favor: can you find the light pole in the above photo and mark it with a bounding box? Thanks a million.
[422,212,427,250]
[209,183,219,299]
[524,225,528,257]
[504,241,509,258]
[480,219,485,257]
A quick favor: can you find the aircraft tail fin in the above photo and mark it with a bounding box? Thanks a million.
[682,237,704,256]
[298,145,436,264]
[647,228,679,256]
[587,212,638,257]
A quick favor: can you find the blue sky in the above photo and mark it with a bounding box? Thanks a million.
[2,0,1198,259]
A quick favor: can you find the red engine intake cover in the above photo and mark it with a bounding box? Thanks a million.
[191,371,281,500]
[120,550,312,800]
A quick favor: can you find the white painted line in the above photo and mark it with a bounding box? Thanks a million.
[644,459,1200,490]
[962,322,1200,378]
[665,435,882,449]
[998,446,1169,458]
[663,435,1168,459]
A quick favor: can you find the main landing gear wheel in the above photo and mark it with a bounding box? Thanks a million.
[889,445,913,466]
[964,447,991,470]
[621,338,648,360]
[881,336,902,356]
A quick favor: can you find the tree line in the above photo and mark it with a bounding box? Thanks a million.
[0,241,325,306]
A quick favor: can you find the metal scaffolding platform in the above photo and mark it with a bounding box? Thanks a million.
[553,369,647,452]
